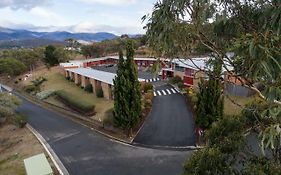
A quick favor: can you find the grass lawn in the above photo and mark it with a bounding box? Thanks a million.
[0,124,58,175]
[224,95,258,116]
[21,66,113,120]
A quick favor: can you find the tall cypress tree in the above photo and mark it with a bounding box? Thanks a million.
[113,41,142,136]
[113,50,130,129]
[125,40,142,135]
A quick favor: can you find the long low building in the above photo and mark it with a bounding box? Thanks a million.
[60,56,170,70]
[65,67,145,100]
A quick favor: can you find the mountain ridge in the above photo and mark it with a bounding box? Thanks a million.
[0,27,118,42]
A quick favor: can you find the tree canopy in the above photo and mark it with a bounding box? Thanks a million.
[144,0,281,173]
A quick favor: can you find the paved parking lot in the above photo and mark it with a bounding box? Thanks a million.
[134,84,196,147]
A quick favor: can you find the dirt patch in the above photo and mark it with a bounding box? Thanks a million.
[0,124,59,175]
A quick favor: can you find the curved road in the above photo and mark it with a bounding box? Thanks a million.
[16,94,192,174]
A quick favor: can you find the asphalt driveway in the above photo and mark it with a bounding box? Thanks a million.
[134,84,196,147]
[14,92,192,175]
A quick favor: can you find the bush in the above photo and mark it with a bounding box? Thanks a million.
[145,99,152,108]
[36,90,55,100]
[174,75,182,83]
[14,114,27,128]
[144,91,154,101]
[96,88,104,98]
[143,83,153,93]
[178,82,185,90]
[84,84,93,93]
[31,76,47,87]
[55,90,95,113]
[169,75,183,84]
[103,108,115,126]
[14,80,18,84]
[25,84,39,93]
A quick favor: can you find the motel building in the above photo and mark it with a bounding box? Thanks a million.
[162,58,207,88]
[66,56,169,70]
[63,67,145,100]
[60,56,169,100]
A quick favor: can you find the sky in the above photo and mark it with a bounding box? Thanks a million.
[0,0,156,35]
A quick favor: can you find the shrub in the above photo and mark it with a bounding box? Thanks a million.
[145,99,152,108]
[186,87,193,94]
[174,75,182,83]
[144,91,154,101]
[55,90,95,113]
[143,83,153,93]
[178,82,185,90]
[84,84,93,93]
[31,76,47,87]
[14,114,27,128]
[14,80,18,84]
[169,75,183,84]
[25,84,39,93]
[96,88,104,98]
[36,90,55,100]
[103,108,115,126]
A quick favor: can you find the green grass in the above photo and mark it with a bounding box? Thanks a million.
[40,69,113,117]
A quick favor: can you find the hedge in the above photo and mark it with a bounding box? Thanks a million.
[84,84,93,93]
[55,90,95,114]
[96,88,104,98]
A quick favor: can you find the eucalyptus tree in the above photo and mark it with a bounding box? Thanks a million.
[144,0,281,173]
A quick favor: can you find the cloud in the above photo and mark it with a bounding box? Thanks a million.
[0,0,49,10]
[79,0,136,5]
[30,7,63,22]
[70,22,145,35]
[0,20,145,35]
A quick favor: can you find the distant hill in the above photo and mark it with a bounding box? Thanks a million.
[0,39,67,49]
[0,27,118,48]
[0,27,118,49]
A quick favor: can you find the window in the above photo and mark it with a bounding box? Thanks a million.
[175,65,184,72]
[185,68,194,76]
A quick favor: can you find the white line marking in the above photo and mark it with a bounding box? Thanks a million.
[153,78,156,81]
[157,91,162,96]
[166,89,171,95]
[153,92,156,96]
[171,88,176,93]
[27,124,70,175]
[161,90,167,95]
[174,88,180,93]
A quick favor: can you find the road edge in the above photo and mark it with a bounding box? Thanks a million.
[26,124,70,175]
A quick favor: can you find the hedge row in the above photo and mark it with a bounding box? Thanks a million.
[55,90,95,114]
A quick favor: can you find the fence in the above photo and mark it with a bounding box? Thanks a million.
[224,82,255,97]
